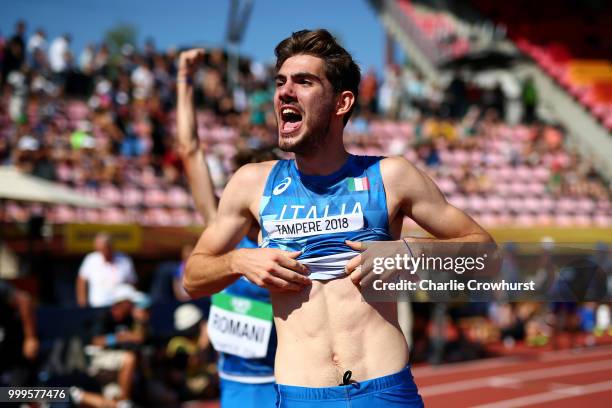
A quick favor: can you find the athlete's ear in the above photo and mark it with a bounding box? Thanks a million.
[335,90,355,118]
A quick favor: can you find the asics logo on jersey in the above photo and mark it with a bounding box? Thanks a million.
[273,177,292,195]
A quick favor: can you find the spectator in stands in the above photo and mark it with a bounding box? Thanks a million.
[26,28,47,61]
[0,279,39,386]
[1,20,26,88]
[76,232,137,308]
[131,56,154,101]
[7,63,28,123]
[48,33,72,84]
[521,76,538,123]
[446,71,468,119]
[79,44,95,75]
[360,67,379,115]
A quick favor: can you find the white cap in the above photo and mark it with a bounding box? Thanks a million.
[174,304,203,331]
[112,284,139,304]
[18,135,40,151]
[81,135,96,149]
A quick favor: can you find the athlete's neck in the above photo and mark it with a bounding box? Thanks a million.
[294,144,349,176]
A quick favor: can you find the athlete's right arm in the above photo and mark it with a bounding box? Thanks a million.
[183,164,311,298]
[176,48,218,225]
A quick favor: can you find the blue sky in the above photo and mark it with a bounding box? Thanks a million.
[2,0,390,72]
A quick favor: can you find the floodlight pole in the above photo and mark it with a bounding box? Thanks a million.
[226,0,253,92]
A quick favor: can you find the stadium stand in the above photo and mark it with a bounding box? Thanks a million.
[469,0,612,131]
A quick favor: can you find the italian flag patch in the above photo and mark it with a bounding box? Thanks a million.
[348,177,370,191]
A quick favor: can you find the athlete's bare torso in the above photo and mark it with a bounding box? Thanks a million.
[247,158,408,387]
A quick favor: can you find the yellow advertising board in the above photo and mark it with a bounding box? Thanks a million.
[64,224,142,253]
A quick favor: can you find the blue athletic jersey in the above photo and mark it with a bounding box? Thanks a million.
[217,237,276,381]
[259,155,391,280]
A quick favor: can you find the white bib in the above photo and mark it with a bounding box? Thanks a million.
[208,292,273,359]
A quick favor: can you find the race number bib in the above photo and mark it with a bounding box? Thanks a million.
[208,292,273,359]
[263,213,364,240]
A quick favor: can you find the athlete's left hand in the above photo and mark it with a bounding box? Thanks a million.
[344,240,406,289]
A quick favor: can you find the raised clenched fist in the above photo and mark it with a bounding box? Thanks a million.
[178,48,205,79]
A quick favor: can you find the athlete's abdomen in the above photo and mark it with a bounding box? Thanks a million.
[271,278,409,386]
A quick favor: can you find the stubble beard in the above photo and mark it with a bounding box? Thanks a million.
[278,106,333,156]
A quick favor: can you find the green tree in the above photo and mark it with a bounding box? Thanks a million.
[104,23,138,58]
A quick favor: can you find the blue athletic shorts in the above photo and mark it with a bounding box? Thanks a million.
[220,378,277,408]
[275,365,424,407]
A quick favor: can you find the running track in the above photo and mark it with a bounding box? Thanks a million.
[413,345,612,407]
[195,345,612,407]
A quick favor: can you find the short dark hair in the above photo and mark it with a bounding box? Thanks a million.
[275,29,360,125]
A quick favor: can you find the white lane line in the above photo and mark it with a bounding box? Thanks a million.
[420,358,612,397]
[413,356,523,377]
[471,380,612,408]
[539,345,612,362]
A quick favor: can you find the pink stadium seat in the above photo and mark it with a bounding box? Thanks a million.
[572,214,592,226]
[495,183,511,197]
[596,200,611,212]
[438,149,452,164]
[122,187,144,208]
[497,166,514,182]
[142,208,172,226]
[515,214,536,227]
[447,195,467,211]
[556,198,576,214]
[437,178,457,195]
[538,196,555,213]
[143,188,167,208]
[51,205,76,224]
[535,213,553,226]
[101,207,128,224]
[83,209,100,223]
[554,214,573,227]
[507,198,525,213]
[98,184,122,205]
[577,198,596,213]
[169,208,193,226]
[470,151,483,165]
[467,195,487,214]
[56,163,73,183]
[167,186,190,208]
[404,149,418,162]
[593,213,611,227]
[526,182,545,196]
[523,197,540,213]
[486,196,506,213]
[509,182,528,197]
[453,150,469,165]
[477,213,498,227]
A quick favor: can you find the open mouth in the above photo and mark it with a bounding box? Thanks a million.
[280,106,303,134]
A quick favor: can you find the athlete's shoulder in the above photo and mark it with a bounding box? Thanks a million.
[379,155,420,177]
[231,160,279,184]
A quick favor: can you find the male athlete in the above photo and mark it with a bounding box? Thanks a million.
[184,29,493,407]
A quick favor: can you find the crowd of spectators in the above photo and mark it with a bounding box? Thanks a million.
[0,20,610,228]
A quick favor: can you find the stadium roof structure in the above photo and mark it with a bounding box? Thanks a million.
[0,166,106,208]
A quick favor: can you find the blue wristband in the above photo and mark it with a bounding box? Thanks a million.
[105,334,117,346]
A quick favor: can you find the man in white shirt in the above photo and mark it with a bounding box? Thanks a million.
[76,232,137,307]
[48,34,71,73]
